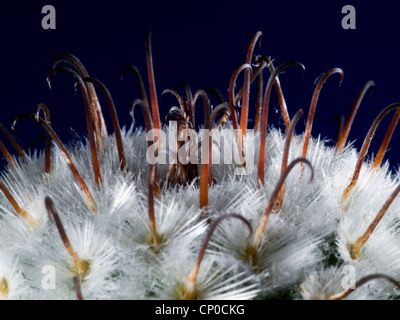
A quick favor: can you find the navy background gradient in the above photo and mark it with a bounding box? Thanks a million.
[1,1,400,169]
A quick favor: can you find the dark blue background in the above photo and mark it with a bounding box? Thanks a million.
[1,1,400,168]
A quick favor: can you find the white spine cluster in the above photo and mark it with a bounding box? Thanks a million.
[0,125,398,300]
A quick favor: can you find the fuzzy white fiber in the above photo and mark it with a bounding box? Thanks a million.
[0,122,399,300]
